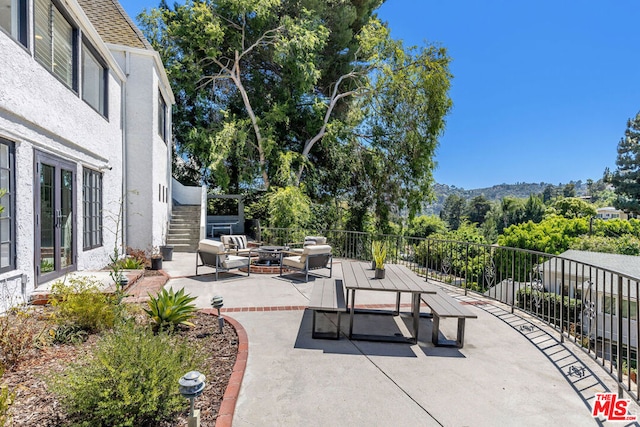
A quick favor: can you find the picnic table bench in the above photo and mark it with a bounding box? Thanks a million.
[422,289,477,348]
[308,278,346,340]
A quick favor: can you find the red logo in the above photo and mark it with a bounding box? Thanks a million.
[592,393,637,421]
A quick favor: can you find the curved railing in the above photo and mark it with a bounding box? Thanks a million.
[261,227,640,401]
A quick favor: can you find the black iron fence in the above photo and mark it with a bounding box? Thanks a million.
[262,227,640,400]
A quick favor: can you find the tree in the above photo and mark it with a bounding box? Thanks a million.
[608,112,640,215]
[523,194,545,223]
[466,195,491,225]
[440,194,465,230]
[498,216,589,254]
[563,183,576,198]
[139,0,452,226]
[549,197,596,219]
[406,215,447,238]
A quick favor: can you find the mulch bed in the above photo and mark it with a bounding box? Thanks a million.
[2,309,238,426]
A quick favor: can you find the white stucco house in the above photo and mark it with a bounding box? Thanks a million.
[0,0,174,305]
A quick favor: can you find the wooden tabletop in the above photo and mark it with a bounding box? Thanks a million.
[341,261,437,294]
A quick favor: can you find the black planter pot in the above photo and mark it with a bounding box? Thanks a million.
[151,257,163,270]
[160,245,173,262]
[375,268,385,279]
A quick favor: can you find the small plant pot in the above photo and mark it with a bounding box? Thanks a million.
[371,260,376,270]
[151,257,163,270]
[160,245,174,262]
[375,268,385,279]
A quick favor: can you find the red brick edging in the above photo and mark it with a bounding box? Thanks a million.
[200,309,248,427]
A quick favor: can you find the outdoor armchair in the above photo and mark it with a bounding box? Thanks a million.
[289,235,328,253]
[196,239,251,280]
[279,244,333,282]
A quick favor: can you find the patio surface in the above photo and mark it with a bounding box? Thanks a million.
[113,253,640,425]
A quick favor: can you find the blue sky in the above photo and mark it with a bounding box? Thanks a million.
[119,0,640,190]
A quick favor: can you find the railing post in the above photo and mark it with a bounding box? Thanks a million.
[617,275,624,398]
[465,243,469,296]
[560,260,565,343]
[511,250,516,314]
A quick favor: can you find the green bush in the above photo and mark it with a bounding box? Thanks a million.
[116,257,144,270]
[48,324,202,427]
[144,287,197,332]
[49,277,117,333]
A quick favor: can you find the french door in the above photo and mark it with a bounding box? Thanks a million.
[35,152,76,283]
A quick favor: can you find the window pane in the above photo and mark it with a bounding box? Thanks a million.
[1,0,27,46]
[0,144,7,169]
[0,219,8,243]
[34,0,52,70]
[0,243,9,269]
[82,44,105,114]
[82,168,102,249]
[158,91,166,141]
[52,6,73,87]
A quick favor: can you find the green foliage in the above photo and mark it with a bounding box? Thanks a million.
[439,194,465,230]
[144,287,197,331]
[406,215,447,238]
[607,111,640,215]
[48,324,202,427]
[516,287,582,327]
[116,257,144,270]
[49,278,117,333]
[548,197,596,219]
[126,247,150,268]
[498,216,589,254]
[466,195,491,225]
[139,0,451,228]
[50,323,89,345]
[371,241,387,269]
[570,235,640,255]
[267,186,311,229]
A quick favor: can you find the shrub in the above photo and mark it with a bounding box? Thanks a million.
[0,368,14,426]
[144,287,197,332]
[116,257,144,270]
[126,247,150,268]
[49,277,116,333]
[48,324,202,426]
[0,306,50,370]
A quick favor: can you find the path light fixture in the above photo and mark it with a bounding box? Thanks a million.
[211,295,224,333]
[179,371,206,427]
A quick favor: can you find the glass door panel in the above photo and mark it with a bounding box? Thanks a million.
[60,169,73,269]
[40,164,55,274]
[35,152,75,283]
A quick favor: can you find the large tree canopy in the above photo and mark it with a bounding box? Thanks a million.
[139,0,452,228]
[607,112,640,215]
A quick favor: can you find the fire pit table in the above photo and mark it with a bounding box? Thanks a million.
[254,246,289,266]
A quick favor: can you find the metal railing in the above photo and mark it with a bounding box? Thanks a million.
[262,227,640,400]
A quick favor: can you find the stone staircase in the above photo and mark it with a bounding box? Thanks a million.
[166,204,201,252]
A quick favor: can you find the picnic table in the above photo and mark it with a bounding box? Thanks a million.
[341,261,438,344]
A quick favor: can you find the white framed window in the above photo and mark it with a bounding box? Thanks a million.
[82,168,102,250]
[34,0,77,90]
[0,139,15,272]
[158,90,167,142]
[82,42,107,117]
[0,0,28,47]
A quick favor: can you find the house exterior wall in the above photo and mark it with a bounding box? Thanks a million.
[0,29,124,294]
[109,47,173,253]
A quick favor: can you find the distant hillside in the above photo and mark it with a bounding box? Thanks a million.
[423,181,588,215]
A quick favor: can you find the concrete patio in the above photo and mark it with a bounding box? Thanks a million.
[160,252,637,426]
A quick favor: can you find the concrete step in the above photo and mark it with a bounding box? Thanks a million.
[172,243,198,252]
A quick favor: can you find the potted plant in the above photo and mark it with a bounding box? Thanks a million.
[159,221,173,261]
[372,241,387,279]
[150,247,163,270]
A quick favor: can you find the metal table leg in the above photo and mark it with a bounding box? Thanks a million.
[412,293,420,343]
[349,289,356,339]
